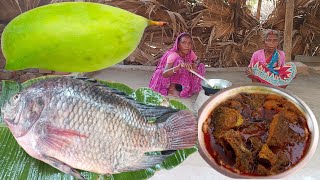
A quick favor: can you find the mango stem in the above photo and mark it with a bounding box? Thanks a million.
[148,20,168,26]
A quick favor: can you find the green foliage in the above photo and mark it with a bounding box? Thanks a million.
[246,0,258,11]
[247,0,258,7]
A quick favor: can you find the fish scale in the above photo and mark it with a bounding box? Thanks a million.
[45,79,160,166]
[2,77,197,179]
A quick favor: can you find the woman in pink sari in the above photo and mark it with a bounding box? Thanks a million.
[246,30,297,88]
[149,33,205,98]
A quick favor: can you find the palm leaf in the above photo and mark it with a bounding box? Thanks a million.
[0,76,197,179]
[166,10,178,39]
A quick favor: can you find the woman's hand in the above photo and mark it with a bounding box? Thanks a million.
[246,67,261,82]
[192,62,198,71]
[246,67,254,77]
[179,63,193,71]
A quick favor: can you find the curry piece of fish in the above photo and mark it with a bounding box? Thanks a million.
[2,77,197,179]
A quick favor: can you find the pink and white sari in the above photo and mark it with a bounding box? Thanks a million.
[149,33,205,97]
[248,49,297,88]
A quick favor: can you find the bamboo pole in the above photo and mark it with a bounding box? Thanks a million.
[256,0,262,20]
[283,0,294,61]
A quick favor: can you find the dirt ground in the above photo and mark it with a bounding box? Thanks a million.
[92,65,320,180]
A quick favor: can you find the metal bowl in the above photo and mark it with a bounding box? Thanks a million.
[201,79,232,96]
[197,84,319,178]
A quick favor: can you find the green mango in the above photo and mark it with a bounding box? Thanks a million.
[1,2,165,72]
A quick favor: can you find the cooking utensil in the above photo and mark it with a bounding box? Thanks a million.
[189,69,215,88]
[201,79,232,95]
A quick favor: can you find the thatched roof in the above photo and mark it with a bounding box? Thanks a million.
[0,0,319,68]
[107,0,260,67]
[263,0,320,59]
[109,0,319,67]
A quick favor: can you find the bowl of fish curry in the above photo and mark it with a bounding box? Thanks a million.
[197,84,319,178]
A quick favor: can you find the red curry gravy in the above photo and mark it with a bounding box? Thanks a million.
[203,93,311,176]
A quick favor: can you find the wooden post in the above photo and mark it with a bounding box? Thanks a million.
[283,0,294,61]
[234,0,240,42]
[256,0,262,20]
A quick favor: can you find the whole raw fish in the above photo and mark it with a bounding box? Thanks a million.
[1,77,197,179]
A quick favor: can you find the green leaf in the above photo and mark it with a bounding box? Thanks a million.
[0,76,196,179]
[133,87,167,106]
[159,147,198,169]
[20,75,61,89]
[97,80,135,96]
[169,99,188,110]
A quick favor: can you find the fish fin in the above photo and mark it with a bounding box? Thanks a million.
[69,76,178,120]
[71,76,179,120]
[97,85,179,120]
[41,155,85,180]
[41,124,88,150]
[144,150,177,156]
[162,110,198,150]
[117,154,169,172]
[105,88,179,120]
[128,101,178,121]
[70,76,98,83]
[160,150,177,155]
[68,76,133,99]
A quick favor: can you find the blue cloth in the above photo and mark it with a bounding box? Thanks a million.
[266,50,279,75]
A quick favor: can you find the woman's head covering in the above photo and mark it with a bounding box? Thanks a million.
[170,32,194,56]
[171,32,189,51]
[156,32,197,69]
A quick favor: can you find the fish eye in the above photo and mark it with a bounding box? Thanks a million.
[13,93,20,102]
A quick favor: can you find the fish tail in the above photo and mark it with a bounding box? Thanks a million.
[164,110,197,150]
